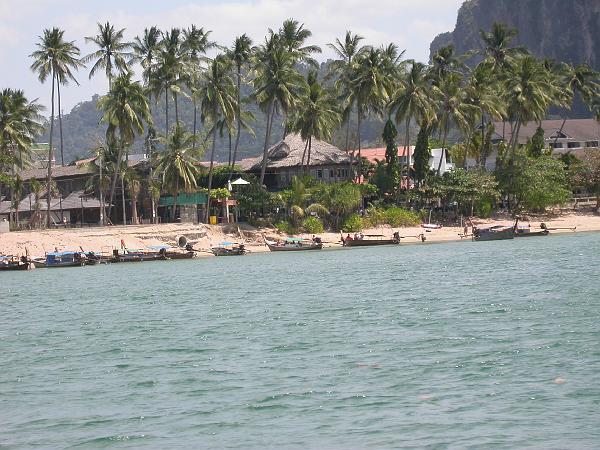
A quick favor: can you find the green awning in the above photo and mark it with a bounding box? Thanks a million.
[159,192,208,206]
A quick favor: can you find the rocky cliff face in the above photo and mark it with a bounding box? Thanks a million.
[431,0,600,69]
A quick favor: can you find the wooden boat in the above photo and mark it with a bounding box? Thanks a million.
[109,249,159,263]
[0,255,30,271]
[515,227,550,238]
[32,251,87,268]
[264,236,323,252]
[211,242,246,256]
[341,232,401,247]
[151,245,195,260]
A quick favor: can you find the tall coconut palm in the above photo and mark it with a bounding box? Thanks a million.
[388,61,437,185]
[430,44,468,85]
[131,26,162,85]
[196,55,237,222]
[288,71,341,170]
[479,22,524,71]
[83,22,132,89]
[432,72,478,174]
[123,167,142,225]
[97,72,152,224]
[252,37,305,185]
[156,124,200,221]
[348,47,394,170]
[30,27,81,226]
[227,34,253,180]
[327,31,368,154]
[182,25,217,147]
[277,19,321,66]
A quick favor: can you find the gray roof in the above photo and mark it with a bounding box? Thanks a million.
[493,119,600,145]
[8,191,102,213]
[18,164,95,181]
[240,133,351,171]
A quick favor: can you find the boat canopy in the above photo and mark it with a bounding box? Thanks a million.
[285,237,305,242]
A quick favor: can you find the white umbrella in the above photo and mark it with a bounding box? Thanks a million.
[230,177,250,185]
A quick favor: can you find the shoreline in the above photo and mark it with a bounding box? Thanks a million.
[1,212,599,257]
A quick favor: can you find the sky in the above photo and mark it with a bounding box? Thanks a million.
[0,0,464,114]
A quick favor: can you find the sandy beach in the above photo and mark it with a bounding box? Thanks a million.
[2,211,599,258]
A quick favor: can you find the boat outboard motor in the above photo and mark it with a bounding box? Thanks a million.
[177,235,188,248]
[185,243,194,252]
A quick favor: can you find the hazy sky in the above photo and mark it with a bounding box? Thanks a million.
[0,0,463,113]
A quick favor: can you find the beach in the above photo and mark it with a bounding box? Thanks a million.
[2,211,599,257]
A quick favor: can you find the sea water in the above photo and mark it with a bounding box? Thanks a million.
[1,233,599,448]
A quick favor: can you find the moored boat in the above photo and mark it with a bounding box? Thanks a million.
[31,251,87,268]
[341,231,401,247]
[473,225,515,241]
[0,255,31,271]
[264,236,323,252]
[211,242,246,256]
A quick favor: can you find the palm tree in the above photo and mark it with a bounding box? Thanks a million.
[277,19,322,66]
[227,34,253,180]
[0,89,44,170]
[83,22,132,89]
[479,22,524,71]
[433,72,478,174]
[347,47,393,173]
[97,72,152,224]
[156,124,200,221]
[388,61,437,185]
[430,45,468,85]
[123,167,141,225]
[327,31,368,154]
[252,37,305,185]
[30,27,81,226]
[182,25,217,147]
[131,26,161,85]
[196,55,237,222]
[288,71,341,170]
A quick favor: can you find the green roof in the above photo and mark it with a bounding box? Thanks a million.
[159,192,208,206]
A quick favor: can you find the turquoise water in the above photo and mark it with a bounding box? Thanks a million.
[1,233,599,449]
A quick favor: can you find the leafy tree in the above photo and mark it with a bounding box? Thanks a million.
[413,123,431,186]
[527,126,546,157]
[313,181,362,229]
[277,19,322,67]
[575,149,600,210]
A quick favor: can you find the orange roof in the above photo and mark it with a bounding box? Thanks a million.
[356,146,414,164]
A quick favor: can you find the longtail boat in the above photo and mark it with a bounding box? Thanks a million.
[341,231,401,247]
[264,236,323,252]
[472,218,518,241]
[31,251,87,268]
[0,255,31,271]
[211,242,246,256]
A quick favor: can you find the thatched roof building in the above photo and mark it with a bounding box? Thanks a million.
[240,133,353,189]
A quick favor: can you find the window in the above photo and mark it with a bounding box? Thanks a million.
[585,141,599,148]
[316,169,323,179]
[329,169,335,178]
[549,142,564,149]
[567,142,581,149]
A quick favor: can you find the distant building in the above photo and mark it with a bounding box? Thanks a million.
[240,133,354,189]
[25,143,56,169]
[360,146,454,175]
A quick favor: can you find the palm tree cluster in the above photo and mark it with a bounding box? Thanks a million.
[7,19,599,226]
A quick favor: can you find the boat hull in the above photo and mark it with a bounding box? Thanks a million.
[343,239,400,247]
[211,247,246,256]
[515,230,549,238]
[266,243,323,252]
[473,228,515,241]
[0,263,30,271]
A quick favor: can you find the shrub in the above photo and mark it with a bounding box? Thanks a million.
[364,206,386,227]
[301,216,324,234]
[275,221,295,234]
[383,207,421,227]
[342,213,365,232]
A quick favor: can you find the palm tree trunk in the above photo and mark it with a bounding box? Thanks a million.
[107,140,125,220]
[229,67,243,181]
[404,116,411,190]
[193,101,198,149]
[173,178,179,222]
[307,136,313,169]
[99,154,105,225]
[174,92,179,124]
[553,116,567,148]
[301,138,310,171]
[227,130,232,169]
[437,124,448,175]
[57,80,65,166]
[165,88,169,148]
[131,189,138,225]
[47,72,56,227]
[357,105,362,178]
[259,99,275,186]
[206,106,219,223]
[121,173,127,225]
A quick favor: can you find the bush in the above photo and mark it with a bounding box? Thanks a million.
[342,213,365,232]
[275,221,295,234]
[364,206,386,227]
[383,207,421,227]
[475,198,494,218]
[301,216,324,234]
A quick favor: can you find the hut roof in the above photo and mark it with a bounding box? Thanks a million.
[18,164,95,181]
[492,119,600,145]
[240,133,351,171]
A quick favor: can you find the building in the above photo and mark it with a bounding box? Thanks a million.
[240,133,353,189]
[360,146,455,174]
